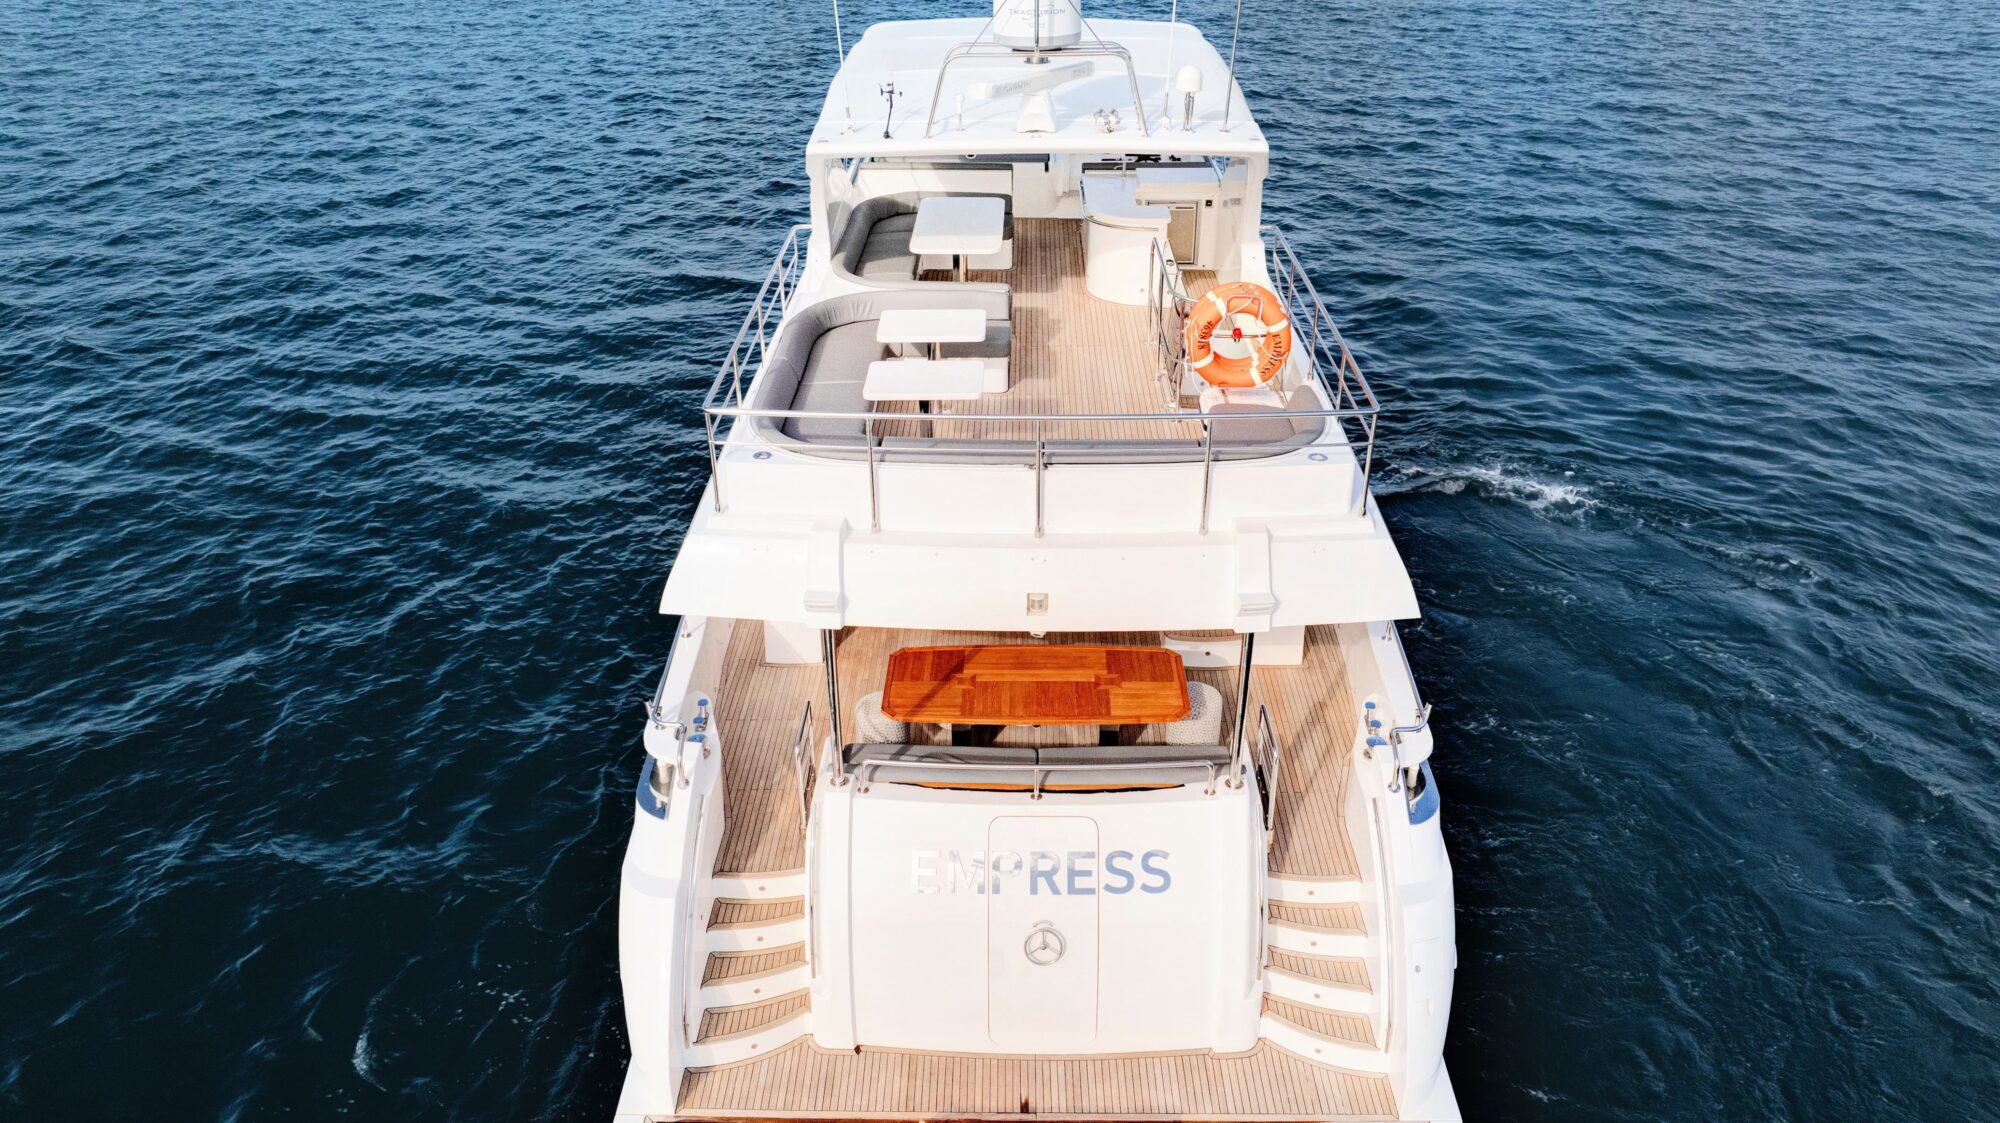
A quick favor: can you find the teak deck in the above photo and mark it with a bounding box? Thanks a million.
[881,644,1192,725]
[864,217,1217,443]
[711,622,1365,880]
[696,621,1374,1119]
[674,1039,1397,1120]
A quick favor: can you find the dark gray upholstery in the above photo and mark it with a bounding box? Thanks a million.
[1208,388,1328,447]
[745,289,1012,446]
[831,192,1016,292]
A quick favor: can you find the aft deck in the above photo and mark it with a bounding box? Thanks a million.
[709,621,1364,883]
[680,620,1380,1120]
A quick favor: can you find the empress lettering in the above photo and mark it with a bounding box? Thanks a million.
[910,848,1170,894]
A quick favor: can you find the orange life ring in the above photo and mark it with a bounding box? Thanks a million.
[1185,281,1292,388]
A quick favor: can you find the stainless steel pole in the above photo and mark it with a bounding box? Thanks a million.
[1232,631,1256,783]
[822,628,843,758]
[1220,0,1244,132]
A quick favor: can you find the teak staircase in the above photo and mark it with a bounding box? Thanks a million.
[684,871,811,1068]
[1260,873,1391,1072]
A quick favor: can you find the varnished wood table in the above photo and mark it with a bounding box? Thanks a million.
[881,645,1192,726]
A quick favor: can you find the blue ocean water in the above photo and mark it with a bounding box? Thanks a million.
[4,0,1997,1119]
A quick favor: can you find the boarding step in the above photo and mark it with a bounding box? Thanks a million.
[704,911,806,952]
[697,989,811,1043]
[1261,995,1388,1072]
[702,942,806,986]
[709,895,804,927]
[1268,900,1366,934]
[680,1006,812,1068]
[1267,904,1368,957]
[710,871,806,899]
[700,955,810,1007]
[1266,872,1365,904]
[1266,948,1374,1013]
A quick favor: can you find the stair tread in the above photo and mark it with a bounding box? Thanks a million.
[1265,994,1377,1048]
[710,896,805,926]
[698,989,811,1042]
[703,942,806,984]
[1269,901,1365,932]
[1268,948,1371,989]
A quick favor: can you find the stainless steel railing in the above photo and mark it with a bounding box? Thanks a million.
[1148,238,1193,408]
[791,699,815,825]
[699,224,1384,532]
[1255,703,1283,849]
[921,41,1151,139]
[852,756,1221,799]
[1262,225,1383,515]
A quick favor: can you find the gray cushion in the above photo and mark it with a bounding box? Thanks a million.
[780,321,882,443]
[1209,388,1327,447]
[831,191,1015,295]
[858,214,920,278]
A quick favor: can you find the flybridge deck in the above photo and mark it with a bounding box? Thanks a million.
[810,19,1270,159]
[617,8,1459,1122]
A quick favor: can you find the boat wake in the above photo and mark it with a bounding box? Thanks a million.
[1380,463,1599,513]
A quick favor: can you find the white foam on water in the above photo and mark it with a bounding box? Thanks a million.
[352,1026,383,1089]
[1380,462,1599,512]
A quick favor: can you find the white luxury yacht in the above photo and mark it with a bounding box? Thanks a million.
[615,5,1458,1119]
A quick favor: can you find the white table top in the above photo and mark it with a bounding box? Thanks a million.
[909,196,1006,256]
[876,308,988,345]
[864,359,988,402]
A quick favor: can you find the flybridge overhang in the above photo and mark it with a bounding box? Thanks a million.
[808,18,1269,162]
[658,513,1422,633]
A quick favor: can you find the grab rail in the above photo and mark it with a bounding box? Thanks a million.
[1148,238,1193,408]
[854,756,1220,798]
[1256,703,1283,847]
[922,41,1151,139]
[1382,622,1433,750]
[791,700,815,824]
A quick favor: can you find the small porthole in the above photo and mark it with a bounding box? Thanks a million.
[753,450,772,460]
[1308,452,1328,462]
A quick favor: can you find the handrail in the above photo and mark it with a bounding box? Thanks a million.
[791,699,815,825]
[705,224,809,512]
[1256,703,1282,846]
[1148,238,1192,407]
[644,618,699,790]
[854,756,1220,798]
[1382,622,1433,750]
[922,41,1151,139]
[1261,225,1382,516]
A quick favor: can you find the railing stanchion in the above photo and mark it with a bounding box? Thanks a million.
[1199,417,1215,534]
[866,416,880,533]
[1034,419,1045,538]
[705,412,724,513]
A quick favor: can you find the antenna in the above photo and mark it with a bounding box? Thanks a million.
[832,0,854,132]
[967,61,1094,133]
[1221,0,1244,132]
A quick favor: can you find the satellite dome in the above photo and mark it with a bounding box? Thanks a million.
[991,0,1083,51]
